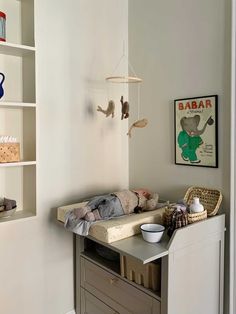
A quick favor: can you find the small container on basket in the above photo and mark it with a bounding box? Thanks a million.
[187,196,207,224]
[0,143,20,163]
[189,197,204,213]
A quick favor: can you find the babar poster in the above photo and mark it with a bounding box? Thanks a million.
[174,95,218,168]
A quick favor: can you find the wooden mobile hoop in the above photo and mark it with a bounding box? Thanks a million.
[105,43,142,84]
[105,45,143,118]
[105,76,142,83]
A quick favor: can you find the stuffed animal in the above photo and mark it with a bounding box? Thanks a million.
[145,192,159,211]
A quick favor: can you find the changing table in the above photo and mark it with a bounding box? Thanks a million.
[57,203,225,314]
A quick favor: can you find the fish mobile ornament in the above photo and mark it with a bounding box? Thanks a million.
[127,118,148,138]
[120,95,148,138]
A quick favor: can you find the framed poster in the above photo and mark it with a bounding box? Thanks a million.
[174,95,218,168]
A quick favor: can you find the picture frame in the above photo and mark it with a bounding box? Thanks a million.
[174,95,218,168]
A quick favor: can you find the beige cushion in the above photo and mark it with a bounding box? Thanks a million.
[57,201,88,223]
[57,202,166,243]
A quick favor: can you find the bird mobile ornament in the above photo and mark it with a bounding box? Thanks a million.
[120,96,129,120]
[97,100,115,118]
[97,92,148,137]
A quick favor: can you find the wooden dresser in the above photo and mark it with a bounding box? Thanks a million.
[71,215,225,314]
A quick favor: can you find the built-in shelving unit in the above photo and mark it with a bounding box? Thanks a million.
[0,0,36,222]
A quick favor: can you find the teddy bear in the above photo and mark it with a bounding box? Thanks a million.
[145,192,159,211]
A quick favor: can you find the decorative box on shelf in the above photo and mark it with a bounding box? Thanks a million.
[120,254,161,291]
[0,142,20,162]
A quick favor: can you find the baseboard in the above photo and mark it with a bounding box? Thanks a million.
[65,310,76,314]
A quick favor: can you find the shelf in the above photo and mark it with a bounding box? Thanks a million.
[87,216,226,266]
[0,209,36,223]
[88,233,169,264]
[0,165,36,218]
[82,250,120,275]
[0,161,36,167]
[0,102,36,108]
[0,42,35,57]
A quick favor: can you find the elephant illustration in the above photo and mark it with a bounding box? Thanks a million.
[177,115,214,163]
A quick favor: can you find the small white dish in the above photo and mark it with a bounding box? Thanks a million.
[140,223,165,243]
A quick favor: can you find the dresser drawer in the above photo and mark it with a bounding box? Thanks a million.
[81,257,160,314]
[81,288,117,314]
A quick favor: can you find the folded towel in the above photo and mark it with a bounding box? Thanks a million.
[0,135,17,143]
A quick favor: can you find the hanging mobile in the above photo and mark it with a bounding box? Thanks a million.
[105,42,148,137]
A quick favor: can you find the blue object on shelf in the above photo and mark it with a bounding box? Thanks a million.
[0,72,5,99]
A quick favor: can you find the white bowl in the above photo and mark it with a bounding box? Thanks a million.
[140,223,165,243]
[0,207,16,219]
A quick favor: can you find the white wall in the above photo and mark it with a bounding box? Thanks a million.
[129,0,230,202]
[128,0,231,312]
[0,1,128,314]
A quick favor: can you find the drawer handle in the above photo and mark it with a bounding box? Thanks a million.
[109,277,118,284]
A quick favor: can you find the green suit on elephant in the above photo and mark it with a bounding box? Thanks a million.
[177,115,214,164]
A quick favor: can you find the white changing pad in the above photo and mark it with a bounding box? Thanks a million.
[57,202,166,243]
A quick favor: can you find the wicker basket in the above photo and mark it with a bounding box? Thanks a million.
[163,206,175,227]
[188,210,207,224]
[0,143,20,163]
[184,186,222,217]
